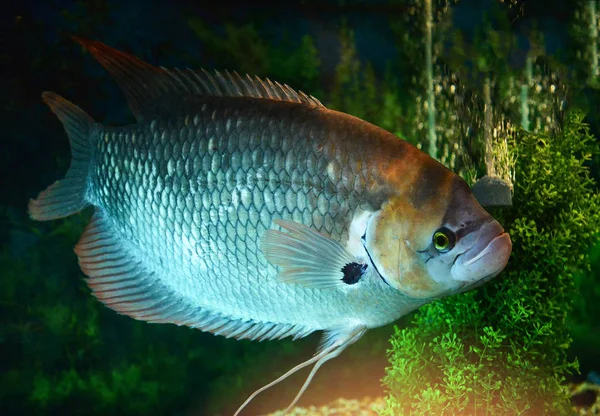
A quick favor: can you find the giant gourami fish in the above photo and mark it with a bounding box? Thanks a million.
[29,38,512,414]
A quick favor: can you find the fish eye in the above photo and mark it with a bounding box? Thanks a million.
[433,228,455,252]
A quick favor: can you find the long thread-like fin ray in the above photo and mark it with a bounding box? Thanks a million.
[233,345,337,416]
[73,37,164,120]
[282,347,343,414]
[233,326,367,416]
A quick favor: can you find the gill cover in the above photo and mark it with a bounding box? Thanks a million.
[364,174,511,299]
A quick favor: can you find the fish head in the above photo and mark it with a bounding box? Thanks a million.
[364,173,512,299]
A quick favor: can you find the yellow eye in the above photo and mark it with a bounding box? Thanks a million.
[433,229,455,252]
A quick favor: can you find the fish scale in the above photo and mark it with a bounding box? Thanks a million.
[90,97,409,329]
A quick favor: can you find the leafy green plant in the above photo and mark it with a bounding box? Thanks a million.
[380,111,600,415]
[326,21,411,146]
[186,18,322,98]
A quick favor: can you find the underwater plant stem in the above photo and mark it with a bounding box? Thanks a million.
[425,0,437,159]
[590,1,599,84]
[483,77,494,176]
[521,55,532,131]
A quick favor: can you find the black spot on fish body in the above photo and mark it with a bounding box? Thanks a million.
[341,262,368,285]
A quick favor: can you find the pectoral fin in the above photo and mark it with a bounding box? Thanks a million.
[261,219,367,289]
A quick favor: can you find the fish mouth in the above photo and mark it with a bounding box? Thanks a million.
[451,220,512,284]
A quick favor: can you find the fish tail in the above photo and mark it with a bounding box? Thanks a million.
[29,92,95,221]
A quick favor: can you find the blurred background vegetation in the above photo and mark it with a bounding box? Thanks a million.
[1,0,599,415]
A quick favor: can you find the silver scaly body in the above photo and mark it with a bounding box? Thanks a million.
[91,97,423,337]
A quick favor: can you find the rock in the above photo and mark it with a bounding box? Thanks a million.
[570,380,600,415]
[471,175,513,207]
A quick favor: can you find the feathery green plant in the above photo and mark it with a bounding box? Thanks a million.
[380,111,600,415]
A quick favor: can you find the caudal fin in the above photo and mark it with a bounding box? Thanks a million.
[29,92,95,221]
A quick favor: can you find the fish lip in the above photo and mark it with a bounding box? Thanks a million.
[451,220,512,284]
[454,232,511,291]
[459,220,505,267]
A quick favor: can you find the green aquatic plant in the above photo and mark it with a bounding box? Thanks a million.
[327,22,410,145]
[186,18,322,98]
[380,111,600,415]
[570,238,600,373]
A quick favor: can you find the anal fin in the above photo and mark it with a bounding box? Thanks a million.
[75,215,170,320]
[75,210,314,342]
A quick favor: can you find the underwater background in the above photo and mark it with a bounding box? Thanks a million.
[1,0,599,414]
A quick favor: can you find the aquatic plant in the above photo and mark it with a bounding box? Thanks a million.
[186,18,322,97]
[380,111,600,415]
[326,22,409,144]
[570,239,600,376]
[571,1,600,88]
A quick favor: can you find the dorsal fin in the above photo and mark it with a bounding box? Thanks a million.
[73,37,324,121]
